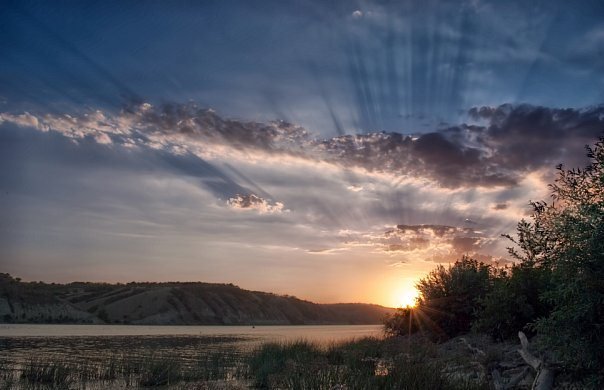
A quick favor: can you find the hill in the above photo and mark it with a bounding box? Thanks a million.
[0,273,394,325]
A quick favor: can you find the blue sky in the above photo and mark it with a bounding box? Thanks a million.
[1,0,603,306]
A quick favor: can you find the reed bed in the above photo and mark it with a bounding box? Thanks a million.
[0,336,488,389]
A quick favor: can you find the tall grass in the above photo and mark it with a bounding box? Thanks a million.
[9,349,242,389]
[138,355,181,387]
[3,336,490,389]
[247,337,489,390]
[20,357,73,388]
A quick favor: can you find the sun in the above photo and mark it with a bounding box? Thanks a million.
[392,287,419,308]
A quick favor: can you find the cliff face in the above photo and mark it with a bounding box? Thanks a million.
[0,274,394,325]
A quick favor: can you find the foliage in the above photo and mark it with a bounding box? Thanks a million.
[415,257,492,337]
[383,307,416,337]
[518,138,604,374]
[247,337,488,390]
[473,264,551,341]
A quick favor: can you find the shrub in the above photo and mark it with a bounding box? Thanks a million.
[489,137,604,378]
[383,307,416,337]
[473,264,551,341]
[415,257,492,337]
[527,139,604,375]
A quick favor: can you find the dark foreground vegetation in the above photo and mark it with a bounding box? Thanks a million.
[385,138,604,388]
[0,335,493,390]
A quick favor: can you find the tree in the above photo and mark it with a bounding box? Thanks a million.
[473,264,551,341]
[383,257,492,339]
[415,256,492,337]
[508,137,604,376]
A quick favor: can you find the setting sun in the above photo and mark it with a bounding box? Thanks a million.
[392,287,419,308]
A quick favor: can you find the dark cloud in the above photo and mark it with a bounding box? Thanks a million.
[130,103,310,152]
[492,203,509,210]
[412,132,511,187]
[469,103,604,170]
[3,102,603,193]
[130,102,604,188]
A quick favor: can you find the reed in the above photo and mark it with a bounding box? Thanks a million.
[3,336,490,389]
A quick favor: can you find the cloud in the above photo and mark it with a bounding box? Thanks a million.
[2,100,584,290]
[95,133,112,144]
[227,194,285,214]
[0,112,42,130]
[467,103,604,171]
[128,103,311,153]
[339,224,506,264]
[1,102,602,194]
[347,185,364,192]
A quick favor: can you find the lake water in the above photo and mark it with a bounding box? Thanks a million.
[0,324,384,369]
[0,324,383,342]
[0,325,386,388]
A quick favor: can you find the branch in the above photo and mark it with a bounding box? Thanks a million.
[517,331,554,390]
[517,331,541,370]
[459,337,486,356]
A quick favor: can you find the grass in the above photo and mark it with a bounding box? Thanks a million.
[6,350,241,389]
[1,336,491,389]
[138,355,181,387]
[248,337,489,390]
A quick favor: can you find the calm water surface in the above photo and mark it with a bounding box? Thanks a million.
[0,324,384,366]
[0,325,385,388]
[0,324,382,342]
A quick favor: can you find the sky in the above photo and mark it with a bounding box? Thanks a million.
[1,0,604,307]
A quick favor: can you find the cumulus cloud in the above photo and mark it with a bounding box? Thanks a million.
[227,194,285,214]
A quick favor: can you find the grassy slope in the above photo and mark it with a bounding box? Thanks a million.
[0,273,395,325]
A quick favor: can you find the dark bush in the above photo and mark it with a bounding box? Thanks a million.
[473,264,551,341]
[414,257,492,338]
[523,139,604,376]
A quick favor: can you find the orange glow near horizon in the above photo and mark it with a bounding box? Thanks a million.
[391,286,419,308]
[368,269,429,308]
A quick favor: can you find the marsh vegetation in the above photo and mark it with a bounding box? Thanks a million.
[0,333,493,389]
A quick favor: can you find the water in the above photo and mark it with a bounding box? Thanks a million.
[0,323,383,342]
[0,324,384,369]
[0,325,386,388]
